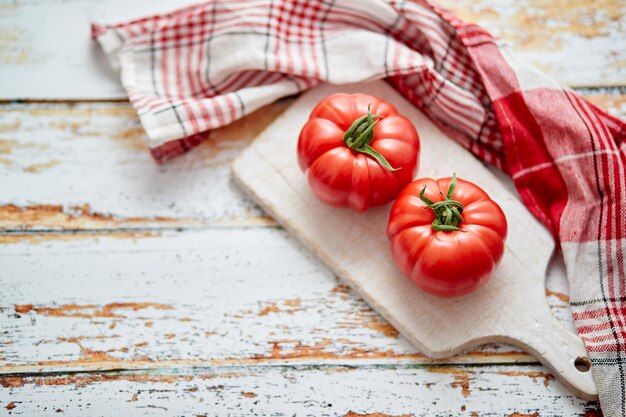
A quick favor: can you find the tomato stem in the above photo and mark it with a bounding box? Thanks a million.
[342,104,399,171]
[420,173,466,232]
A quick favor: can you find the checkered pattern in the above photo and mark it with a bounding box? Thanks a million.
[92,0,626,413]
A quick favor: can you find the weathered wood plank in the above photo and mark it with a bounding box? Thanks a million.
[0,0,201,100]
[0,101,290,230]
[437,0,626,87]
[0,365,600,416]
[0,0,624,99]
[0,229,574,372]
[1,92,623,231]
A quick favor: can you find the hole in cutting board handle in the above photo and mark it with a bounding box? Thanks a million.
[575,356,591,372]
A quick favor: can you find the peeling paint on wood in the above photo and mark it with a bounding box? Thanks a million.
[0,204,192,231]
[0,365,601,416]
[497,371,555,387]
[0,231,157,245]
[0,229,575,374]
[439,0,624,48]
[427,366,474,398]
[436,0,626,86]
[546,289,569,303]
[22,159,59,173]
[13,302,173,319]
[583,91,626,118]
[0,100,289,230]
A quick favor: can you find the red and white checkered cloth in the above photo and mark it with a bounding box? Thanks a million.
[93,0,626,413]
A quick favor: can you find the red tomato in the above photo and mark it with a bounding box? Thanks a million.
[297,93,420,212]
[386,175,507,297]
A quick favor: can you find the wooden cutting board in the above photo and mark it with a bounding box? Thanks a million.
[232,81,597,400]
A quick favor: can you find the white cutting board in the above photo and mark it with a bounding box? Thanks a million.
[232,81,597,399]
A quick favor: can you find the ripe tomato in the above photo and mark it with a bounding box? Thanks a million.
[386,175,507,297]
[297,93,420,212]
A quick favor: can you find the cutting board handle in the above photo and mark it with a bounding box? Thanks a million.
[232,81,598,400]
[504,308,597,400]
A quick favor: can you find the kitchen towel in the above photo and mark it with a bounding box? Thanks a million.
[92,0,626,414]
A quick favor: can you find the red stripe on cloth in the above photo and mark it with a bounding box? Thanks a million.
[150,131,208,164]
[574,95,626,348]
[584,332,625,344]
[491,91,568,239]
[176,28,200,136]
[577,321,613,335]
[586,343,626,353]
[308,1,322,80]
[573,308,617,321]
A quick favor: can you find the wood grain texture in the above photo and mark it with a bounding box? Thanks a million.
[0,0,624,99]
[0,91,623,231]
[0,101,290,230]
[0,0,201,100]
[0,365,601,416]
[436,0,626,87]
[0,229,574,373]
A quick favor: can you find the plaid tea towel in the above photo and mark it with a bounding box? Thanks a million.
[92,0,626,414]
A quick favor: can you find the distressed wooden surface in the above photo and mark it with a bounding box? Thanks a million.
[0,229,574,372]
[0,101,291,229]
[0,0,623,99]
[0,91,623,231]
[0,366,601,416]
[2,0,623,414]
[436,0,626,87]
[0,92,620,417]
[0,229,600,413]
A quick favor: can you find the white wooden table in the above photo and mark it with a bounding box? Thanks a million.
[0,1,624,415]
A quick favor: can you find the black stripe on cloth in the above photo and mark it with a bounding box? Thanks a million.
[284,75,303,93]
[135,30,361,101]
[434,34,452,74]
[169,103,189,139]
[591,357,626,366]
[131,30,366,57]
[423,73,447,108]
[150,32,160,97]
[564,89,625,413]
[233,91,245,117]
[153,101,186,115]
[149,26,187,138]
[571,296,626,306]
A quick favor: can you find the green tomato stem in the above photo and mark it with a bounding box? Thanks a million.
[342,104,399,171]
[419,173,466,232]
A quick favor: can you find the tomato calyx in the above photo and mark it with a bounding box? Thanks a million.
[419,173,466,232]
[342,104,399,171]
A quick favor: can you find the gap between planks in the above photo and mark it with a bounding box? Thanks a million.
[0,357,541,378]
